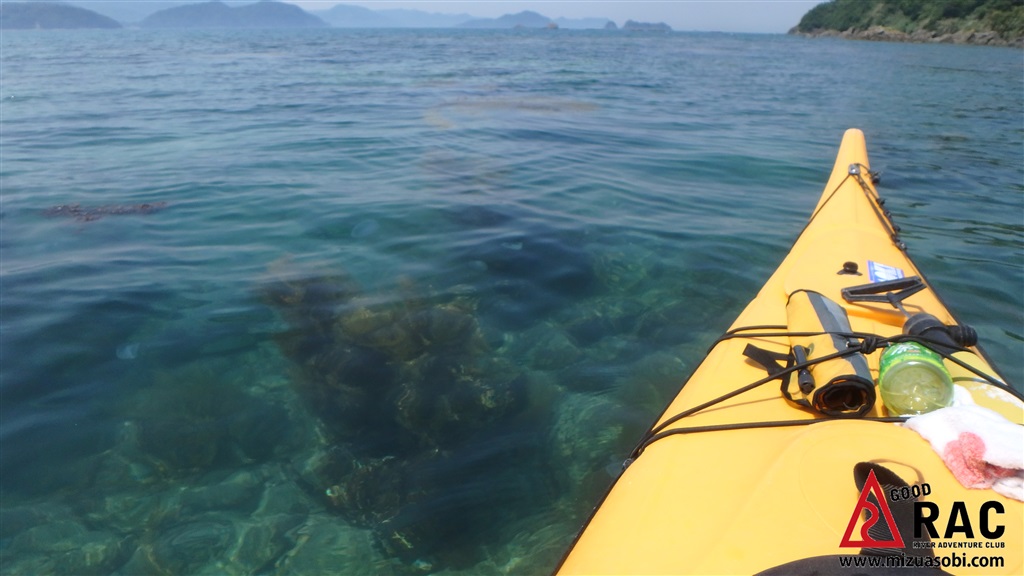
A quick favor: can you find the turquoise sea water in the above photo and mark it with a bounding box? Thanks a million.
[1,29,1021,575]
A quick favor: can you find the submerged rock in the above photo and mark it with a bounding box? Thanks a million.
[0,503,75,540]
[549,393,633,505]
[275,517,386,576]
[558,360,628,394]
[122,517,235,575]
[137,414,223,472]
[323,457,409,527]
[227,401,294,463]
[395,355,528,448]
[634,296,703,347]
[628,351,686,399]
[287,342,403,452]
[125,362,295,475]
[6,520,88,554]
[334,299,486,363]
[79,490,179,537]
[293,445,358,502]
[371,429,557,570]
[254,477,318,517]
[560,295,646,345]
[593,247,657,293]
[3,519,132,576]
[526,326,583,371]
[222,514,305,575]
[264,272,362,337]
[484,516,580,576]
[178,469,265,516]
[458,232,595,331]
[294,423,556,571]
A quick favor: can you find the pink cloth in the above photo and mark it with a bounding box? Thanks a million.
[903,387,1023,501]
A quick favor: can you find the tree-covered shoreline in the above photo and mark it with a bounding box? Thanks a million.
[791,0,1023,47]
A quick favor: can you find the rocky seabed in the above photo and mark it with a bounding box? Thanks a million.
[0,237,703,576]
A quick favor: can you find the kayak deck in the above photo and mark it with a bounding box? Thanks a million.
[556,129,1023,575]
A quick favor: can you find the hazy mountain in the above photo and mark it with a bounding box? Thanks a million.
[314,4,473,28]
[459,10,554,29]
[314,3,391,27]
[11,1,625,31]
[141,1,328,29]
[377,8,473,28]
[1,2,121,29]
[65,1,206,24]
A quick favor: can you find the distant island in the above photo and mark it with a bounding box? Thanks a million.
[790,0,1023,47]
[1,1,670,32]
[1,2,121,29]
[459,10,555,29]
[314,6,620,30]
[141,1,328,29]
[622,20,673,32]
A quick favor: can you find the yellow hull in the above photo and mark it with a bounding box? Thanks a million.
[556,129,1023,575]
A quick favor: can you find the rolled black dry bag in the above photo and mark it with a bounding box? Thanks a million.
[785,290,875,418]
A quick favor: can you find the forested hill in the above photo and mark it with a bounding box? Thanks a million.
[791,0,1023,47]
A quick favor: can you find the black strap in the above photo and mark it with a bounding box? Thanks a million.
[743,344,815,411]
[742,344,792,379]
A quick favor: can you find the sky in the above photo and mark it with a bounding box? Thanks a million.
[290,1,828,34]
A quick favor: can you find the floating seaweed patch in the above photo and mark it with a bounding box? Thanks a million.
[43,202,168,222]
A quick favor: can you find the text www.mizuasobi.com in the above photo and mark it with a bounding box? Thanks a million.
[838,553,1004,569]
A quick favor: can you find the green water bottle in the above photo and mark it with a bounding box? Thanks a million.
[878,341,954,416]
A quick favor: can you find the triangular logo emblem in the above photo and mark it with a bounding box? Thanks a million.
[839,469,905,548]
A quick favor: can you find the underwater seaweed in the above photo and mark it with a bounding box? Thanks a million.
[263,266,543,569]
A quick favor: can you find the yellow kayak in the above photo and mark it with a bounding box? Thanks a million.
[556,129,1023,575]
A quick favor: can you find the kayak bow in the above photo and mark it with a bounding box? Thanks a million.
[556,129,1023,575]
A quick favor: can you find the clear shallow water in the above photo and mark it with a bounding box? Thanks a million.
[1,29,1021,575]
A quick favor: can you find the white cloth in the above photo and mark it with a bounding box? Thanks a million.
[902,386,1024,501]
